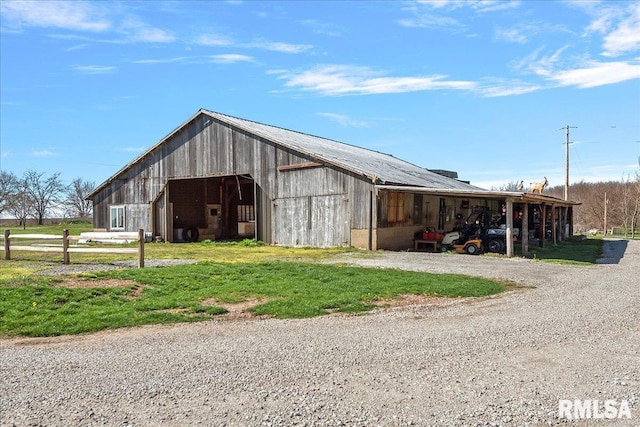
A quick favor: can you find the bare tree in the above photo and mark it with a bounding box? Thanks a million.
[0,170,18,215]
[491,180,522,191]
[22,170,65,225]
[7,178,33,229]
[65,177,95,219]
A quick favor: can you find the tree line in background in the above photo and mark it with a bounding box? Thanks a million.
[0,170,94,228]
[495,173,640,238]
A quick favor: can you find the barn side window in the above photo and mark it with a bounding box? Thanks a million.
[413,194,423,225]
[110,205,125,230]
[237,205,255,222]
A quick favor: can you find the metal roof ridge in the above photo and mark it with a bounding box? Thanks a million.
[201,109,471,187]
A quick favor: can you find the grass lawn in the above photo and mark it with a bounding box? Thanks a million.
[522,238,603,265]
[0,260,505,337]
[1,221,94,236]
[1,224,606,338]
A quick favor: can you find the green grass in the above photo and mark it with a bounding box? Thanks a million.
[6,224,610,338]
[522,237,603,265]
[1,221,93,236]
[0,261,505,337]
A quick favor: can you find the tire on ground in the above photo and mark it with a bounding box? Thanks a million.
[182,227,199,242]
[465,242,481,255]
[487,238,505,254]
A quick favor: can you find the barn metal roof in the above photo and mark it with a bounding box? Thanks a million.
[202,109,482,190]
[89,109,483,198]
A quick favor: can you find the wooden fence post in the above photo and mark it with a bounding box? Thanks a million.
[4,230,10,261]
[62,229,70,264]
[138,228,145,268]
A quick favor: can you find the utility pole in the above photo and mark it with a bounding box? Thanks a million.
[562,125,577,201]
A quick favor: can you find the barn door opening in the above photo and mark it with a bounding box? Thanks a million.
[166,175,256,242]
[220,176,255,240]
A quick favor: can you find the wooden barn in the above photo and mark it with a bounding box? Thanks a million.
[88,109,577,252]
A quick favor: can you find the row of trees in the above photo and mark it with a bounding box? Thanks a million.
[0,170,94,227]
[495,174,640,237]
[548,177,640,237]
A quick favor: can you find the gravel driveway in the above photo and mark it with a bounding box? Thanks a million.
[1,239,638,426]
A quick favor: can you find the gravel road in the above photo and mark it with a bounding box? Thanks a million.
[1,239,638,426]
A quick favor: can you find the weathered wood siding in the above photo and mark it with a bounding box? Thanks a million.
[92,113,375,247]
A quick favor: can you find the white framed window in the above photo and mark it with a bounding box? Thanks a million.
[110,205,125,230]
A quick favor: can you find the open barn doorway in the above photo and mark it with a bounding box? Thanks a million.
[159,175,256,242]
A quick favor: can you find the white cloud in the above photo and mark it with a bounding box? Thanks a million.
[194,34,234,47]
[31,150,58,157]
[494,22,570,45]
[66,43,90,52]
[247,41,312,54]
[550,60,640,88]
[134,57,189,65]
[397,10,462,29]
[317,113,371,128]
[494,27,528,44]
[1,1,174,44]
[129,27,175,43]
[478,82,542,97]
[118,18,175,43]
[277,65,476,96]
[193,34,312,54]
[511,46,570,77]
[399,0,520,28]
[73,65,116,74]
[474,1,520,13]
[576,1,640,57]
[583,5,616,35]
[0,0,110,32]
[133,54,254,65]
[209,54,254,64]
[601,2,640,57]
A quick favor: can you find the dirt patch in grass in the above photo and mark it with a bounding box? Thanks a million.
[201,297,274,320]
[50,278,145,300]
[51,278,137,289]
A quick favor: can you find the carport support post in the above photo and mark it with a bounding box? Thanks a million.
[506,199,514,258]
[551,205,557,244]
[522,203,529,256]
[539,203,546,248]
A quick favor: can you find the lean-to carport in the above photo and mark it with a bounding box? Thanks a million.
[376,185,580,257]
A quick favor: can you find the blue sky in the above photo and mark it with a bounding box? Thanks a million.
[1,0,639,191]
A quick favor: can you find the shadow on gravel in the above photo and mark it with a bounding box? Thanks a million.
[596,239,628,264]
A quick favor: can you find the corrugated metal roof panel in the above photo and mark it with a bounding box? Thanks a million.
[204,110,482,191]
[88,109,484,199]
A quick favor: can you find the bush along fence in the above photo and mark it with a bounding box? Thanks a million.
[2,229,146,268]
